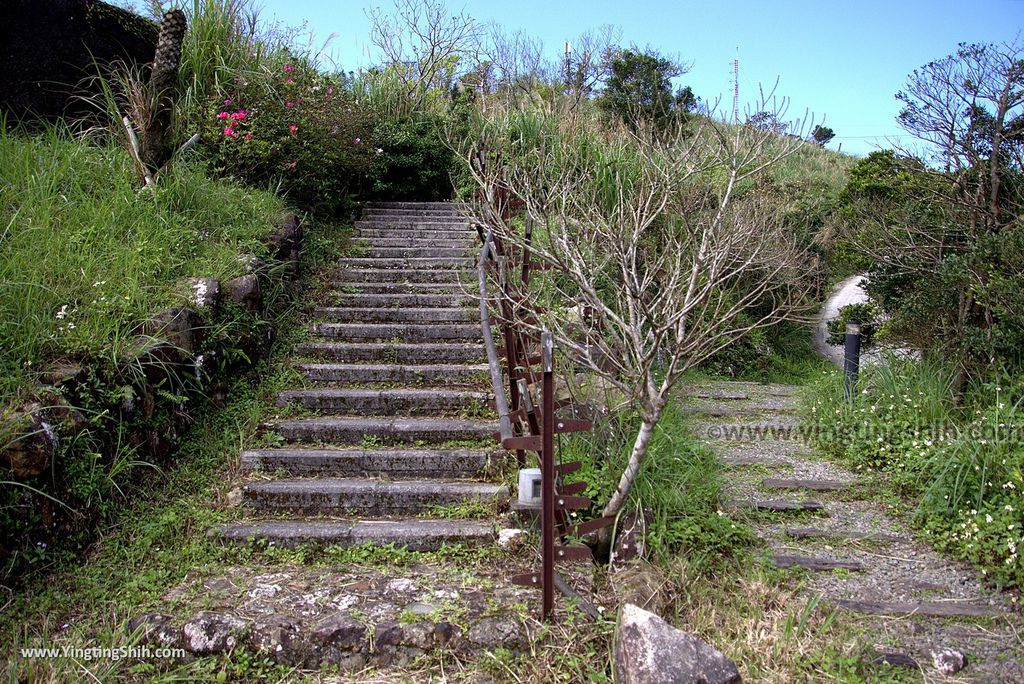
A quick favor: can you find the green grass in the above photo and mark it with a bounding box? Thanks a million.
[801,356,1024,587]
[0,125,286,405]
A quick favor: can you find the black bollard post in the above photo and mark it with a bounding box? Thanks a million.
[843,320,862,401]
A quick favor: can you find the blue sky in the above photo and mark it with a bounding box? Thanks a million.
[263,0,1024,157]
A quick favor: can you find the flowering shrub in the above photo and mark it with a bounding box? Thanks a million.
[203,60,379,216]
[804,361,1024,586]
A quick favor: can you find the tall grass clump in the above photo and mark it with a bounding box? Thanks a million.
[560,399,754,568]
[0,123,285,404]
[803,357,1023,586]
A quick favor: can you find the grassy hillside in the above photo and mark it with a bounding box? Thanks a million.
[0,126,286,405]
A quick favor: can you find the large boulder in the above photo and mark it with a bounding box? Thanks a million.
[615,604,741,684]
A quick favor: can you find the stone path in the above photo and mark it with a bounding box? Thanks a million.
[210,202,509,551]
[685,381,1023,682]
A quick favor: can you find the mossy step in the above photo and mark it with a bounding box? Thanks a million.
[762,478,849,491]
[355,227,473,239]
[309,323,481,342]
[240,447,493,478]
[337,257,473,270]
[208,518,495,549]
[329,282,472,295]
[296,342,485,363]
[362,246,472,258]
[357,237,473,248]
[331,268,474,284]
[242,478,508,515]
[277,415,497,445]
[831,598,1004,618]
[771,554,864,571]
[277,387,491,414]
[314,307,475,324]
[330,293,475,308]
[366,201,467,209]
[297,362,488,384]
[785,527,910,543]
[749,500,825,512]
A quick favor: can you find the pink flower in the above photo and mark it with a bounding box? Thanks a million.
[327,86,334,94]
[353,137,361,145]
[223,126,234,136]
[289,124,298,134]
[233,110,246,119]
[284,64,294,73]
[244,132,252,140]
[286,79,295,85]
[224,99,232,105]
[285,101,294,108]
[216,112,229,119]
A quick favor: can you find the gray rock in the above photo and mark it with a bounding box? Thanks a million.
[311,612,367,651]
[615,603,741,684]
[183,277,219,310]
[181,611,248,654]
[224,274,262,312]
[127,613,179,647]
[931,649,967,675]
[251,614,304,664]
[143,306,202,353]
[467,617,525,649]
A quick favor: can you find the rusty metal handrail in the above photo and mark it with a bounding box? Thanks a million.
[478,229,514,442]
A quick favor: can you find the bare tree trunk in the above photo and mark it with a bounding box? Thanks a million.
[602,411,659,519]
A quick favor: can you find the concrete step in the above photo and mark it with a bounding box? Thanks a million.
[310,323,481,342]
[356,218,470,228]
[277,415,497,445]
[364,207,466,217]
[337,257,472,271]
[355,227,473,240]
[297,342,485,363]
[297,362,489,385]
[240,447,493,477]
[242,478,508,515]
[277,387,491,414]
[314,307,475,324]
[365,201,467,210]
[330,282,473,295]
[330,293,475,308]
[830,598,1005,618]
[361,246,472,258]
[208,518,495,550]
[357,237,472,249]
[331,268,474,284]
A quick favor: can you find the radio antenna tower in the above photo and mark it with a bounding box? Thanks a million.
[732,48,740,124]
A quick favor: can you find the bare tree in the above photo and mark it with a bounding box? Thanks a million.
[896,38,1024,231]
[367,0,484,111]
[463,103,815,523]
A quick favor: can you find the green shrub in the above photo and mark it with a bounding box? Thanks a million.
[825,302,881,347]
[365,116,456,200]
[202,60,378,216]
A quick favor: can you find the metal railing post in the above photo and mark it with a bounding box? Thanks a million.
[540,330,555,619]
[843,320,862,401]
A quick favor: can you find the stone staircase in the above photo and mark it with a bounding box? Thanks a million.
[210,202,509,551]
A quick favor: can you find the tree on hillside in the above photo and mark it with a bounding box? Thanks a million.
[843,38,1024,382]
[464,100,812,528]
[811,124,835,146]
[598,48,695,133]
